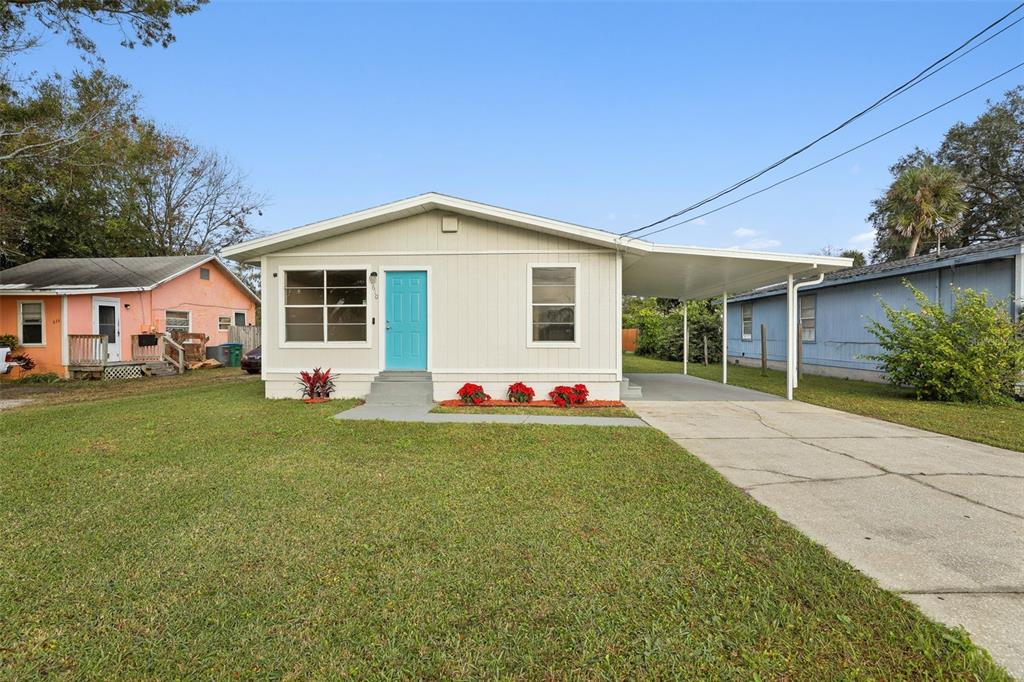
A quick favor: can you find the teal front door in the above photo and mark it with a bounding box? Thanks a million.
[385,270,427,370]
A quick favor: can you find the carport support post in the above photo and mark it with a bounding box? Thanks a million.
[682,301,689,375]
[721,291,728,384]
[786,273,794,401]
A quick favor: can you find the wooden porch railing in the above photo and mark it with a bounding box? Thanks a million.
[163,334,185,374]
[68,334,108,366]
[130,334,163,363]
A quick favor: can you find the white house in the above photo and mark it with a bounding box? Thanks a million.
[222,193,850,400]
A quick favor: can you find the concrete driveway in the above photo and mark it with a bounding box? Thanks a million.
[626,374,1024,678]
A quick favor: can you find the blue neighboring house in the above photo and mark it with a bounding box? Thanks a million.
[726,235,1024,381]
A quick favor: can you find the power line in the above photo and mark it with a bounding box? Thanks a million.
[622,61,1024,243]
[621,1,1024,236]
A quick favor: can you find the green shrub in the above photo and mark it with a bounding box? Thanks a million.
[867,283,1024,403]
[0,334,17,352]
[634,300,722,364]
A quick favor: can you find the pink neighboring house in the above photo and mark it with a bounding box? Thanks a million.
[0,255,258,378]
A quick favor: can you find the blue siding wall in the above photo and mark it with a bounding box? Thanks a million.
[727,259,1016,374]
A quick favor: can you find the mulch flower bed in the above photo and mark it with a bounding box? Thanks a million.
[438,399,625,409]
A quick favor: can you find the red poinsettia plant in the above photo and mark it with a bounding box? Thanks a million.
[298,367,335,402]
[507,381,535,403]
[457,382,490,405]
[549,383,589,408]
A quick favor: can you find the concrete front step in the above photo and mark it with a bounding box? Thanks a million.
[365,372,434,405]
[375,371,433,382]
[620,377,643,399]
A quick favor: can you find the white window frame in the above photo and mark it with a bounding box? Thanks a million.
[17,300,45,347]
[165,309,192,333]
[279,265,372,348]
[800,294,816,343]
[526,262,580,349]
[217,315,231,331]
[233,310,247,327]
[740,302,753,340]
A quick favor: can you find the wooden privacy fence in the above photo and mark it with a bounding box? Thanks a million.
[622,328,638,353]
[229,325,260,352]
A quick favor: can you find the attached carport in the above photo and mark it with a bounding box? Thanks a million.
[618,241,850,399]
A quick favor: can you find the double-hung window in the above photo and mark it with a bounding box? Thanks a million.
[284,269,368,343]
[165,310,190,333]
[800,295,816,342]
[741,303,753,340]
[218,315,231,331]
[18,301,44,345]
[529,265,576,344]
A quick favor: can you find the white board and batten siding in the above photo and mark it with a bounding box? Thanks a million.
[261,210,622,400]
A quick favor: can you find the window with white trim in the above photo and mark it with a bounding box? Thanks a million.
[166,310,190,333]
[233,311,246,327]
[199,267,210,280]
[741,302,753,340]
[218,315,231,331]
[284,269,367,343]
[800,295,816,342]
[530,266,576,343]
[19,301,44,345]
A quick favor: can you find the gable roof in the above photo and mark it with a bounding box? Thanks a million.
[221,192,852,300]
[730,234,1024,302]
[0,255,258,301]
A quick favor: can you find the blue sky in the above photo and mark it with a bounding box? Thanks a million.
[21,1,1024,254]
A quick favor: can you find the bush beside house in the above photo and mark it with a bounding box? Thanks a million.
[868,283,1024,404]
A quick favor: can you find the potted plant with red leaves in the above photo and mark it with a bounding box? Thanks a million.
[457,382,490,405]
[549,383,589,408]
[298,367,335,403]
[507,381,535,403]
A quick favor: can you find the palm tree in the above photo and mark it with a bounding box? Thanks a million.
[882,164,966,258]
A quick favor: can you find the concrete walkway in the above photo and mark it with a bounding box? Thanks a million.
[625,372,781,401]
[629,395,1024,679]
[335,403,648,427]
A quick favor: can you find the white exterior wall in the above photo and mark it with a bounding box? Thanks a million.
[261,210,621,400]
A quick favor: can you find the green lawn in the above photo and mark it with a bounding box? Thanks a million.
[0,376,1007,679]
[624,352,1024,453]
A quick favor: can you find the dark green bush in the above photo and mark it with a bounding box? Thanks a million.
[867,283,1024,403]
[0,334,18,352]
[634,300,722,364]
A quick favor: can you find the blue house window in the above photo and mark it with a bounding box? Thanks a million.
[800,295,816,342]
[741,303,753,340]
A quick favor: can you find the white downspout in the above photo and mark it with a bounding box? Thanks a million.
[682,301,688,376]
[721,291,728,384]
[786,274,794,400]
[791,272,825,391]
[1014,250,1023,323]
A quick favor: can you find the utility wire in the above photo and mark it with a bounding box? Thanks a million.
[621,61,1024,244]
[621,1,1024,236]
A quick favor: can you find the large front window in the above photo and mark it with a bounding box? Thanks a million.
[284,269,368,343]
[530,265,576,343]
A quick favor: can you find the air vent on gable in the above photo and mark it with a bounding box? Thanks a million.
[441,215,459,233]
